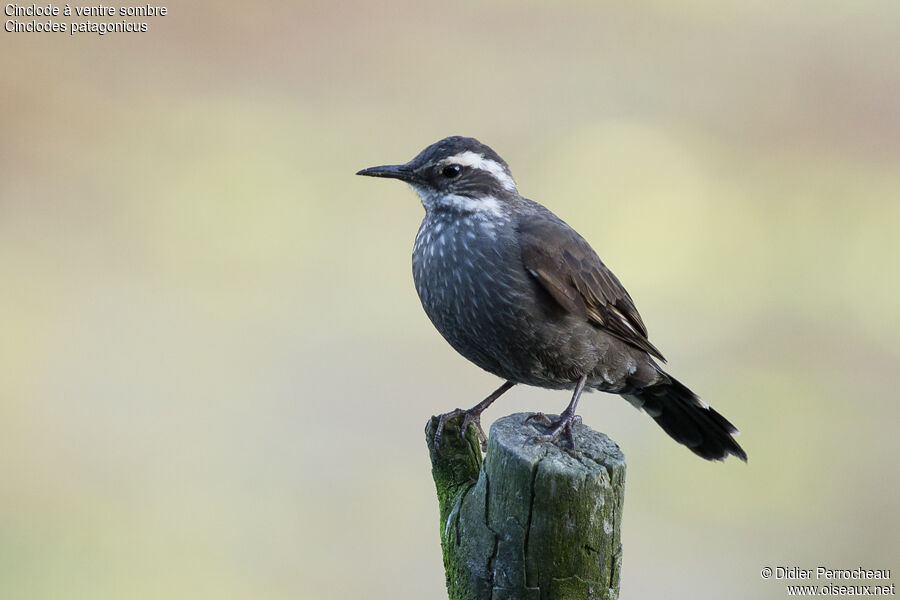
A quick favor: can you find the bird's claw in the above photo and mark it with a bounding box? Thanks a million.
[434,408,488,451]
[525,412,582,447]
[524,412,553,426]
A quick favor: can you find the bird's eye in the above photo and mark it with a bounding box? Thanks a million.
[441,164,461,178]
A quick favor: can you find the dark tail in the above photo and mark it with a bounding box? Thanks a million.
[624,375,747,462]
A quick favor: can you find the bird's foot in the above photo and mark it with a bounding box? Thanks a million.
[525,411,582,447]
[434,408,488,451]
[524,412,553,427]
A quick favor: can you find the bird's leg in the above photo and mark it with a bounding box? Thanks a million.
[526,374,588,447]
[434,381,516,451]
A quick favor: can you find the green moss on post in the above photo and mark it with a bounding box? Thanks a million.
[426,413,626,600]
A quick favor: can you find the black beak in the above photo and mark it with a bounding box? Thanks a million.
[356,163,416,182]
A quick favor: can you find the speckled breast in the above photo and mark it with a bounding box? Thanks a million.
[411,211,532,380]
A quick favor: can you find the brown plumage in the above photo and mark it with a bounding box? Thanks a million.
[518,216,666,362]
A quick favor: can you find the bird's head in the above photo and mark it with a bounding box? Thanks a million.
[357,136,518,214]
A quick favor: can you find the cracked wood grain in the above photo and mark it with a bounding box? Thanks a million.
[426,413,626,600]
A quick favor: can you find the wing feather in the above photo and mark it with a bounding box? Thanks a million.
[518,214,666,361]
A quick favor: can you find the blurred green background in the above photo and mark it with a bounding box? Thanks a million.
[2,1,898,598]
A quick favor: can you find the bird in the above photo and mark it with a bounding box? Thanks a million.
[357,136,746,462]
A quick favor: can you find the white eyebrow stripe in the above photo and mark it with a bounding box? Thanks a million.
[443,151,517,191]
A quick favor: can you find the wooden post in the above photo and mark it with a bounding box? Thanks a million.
[426,412,626,600]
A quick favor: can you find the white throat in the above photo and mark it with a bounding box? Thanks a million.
[410,186,506,219]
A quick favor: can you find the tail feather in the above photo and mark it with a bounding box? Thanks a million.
[625,376,746,462]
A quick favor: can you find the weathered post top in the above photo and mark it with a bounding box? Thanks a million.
[426,413,627,600]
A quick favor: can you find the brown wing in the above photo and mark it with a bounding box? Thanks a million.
[518,214,666,362]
